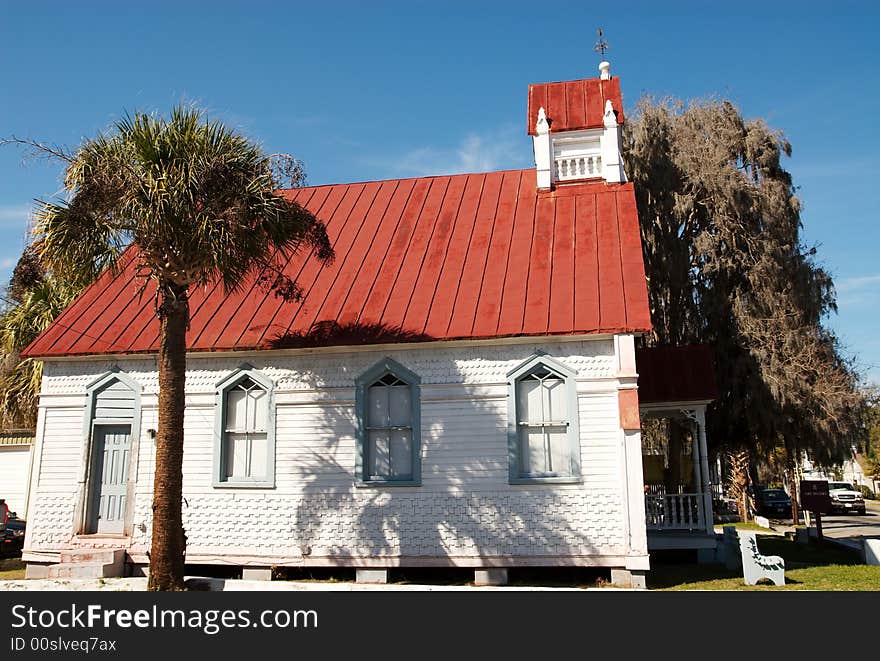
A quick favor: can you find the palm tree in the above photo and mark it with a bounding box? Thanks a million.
[29,107,332,590]
[0,270,86,428]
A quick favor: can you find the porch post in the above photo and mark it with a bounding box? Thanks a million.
[688,411,704,530]
[695,407,714,535]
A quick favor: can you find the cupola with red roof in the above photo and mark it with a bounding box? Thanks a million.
[529,61,627,190]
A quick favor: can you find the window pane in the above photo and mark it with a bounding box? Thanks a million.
[369,429,390,478]
[544,377,566,422]
[226,389,248,431]
[388,385,411,427]
[389,429,413,479]
[225,432,249,479]
[248,433,267,479]
[520,427,547,475]
[546,425,570,474]
[368,385,389,427]
[248,388,267,431]
[517,379,543,423]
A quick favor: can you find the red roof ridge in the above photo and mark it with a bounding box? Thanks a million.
[284,167,535,192]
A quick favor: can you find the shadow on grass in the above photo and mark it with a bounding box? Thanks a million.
[648,534,862,590]
[757,536,861,567]
[0,557,26,580]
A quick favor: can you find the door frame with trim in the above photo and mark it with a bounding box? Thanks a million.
[75,370,143,537]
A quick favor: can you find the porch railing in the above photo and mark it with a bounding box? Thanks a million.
[645,493,707,530]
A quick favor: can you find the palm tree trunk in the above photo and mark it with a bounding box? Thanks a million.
[148,285,189,591]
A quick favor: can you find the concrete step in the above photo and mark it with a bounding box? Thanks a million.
[50,548,127,578]
[47,562,113,579]
[60,549,125,565]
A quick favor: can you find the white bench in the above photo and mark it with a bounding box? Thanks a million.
[738,530,785,586]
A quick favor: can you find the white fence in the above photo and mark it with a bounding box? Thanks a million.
[645,493,706,530]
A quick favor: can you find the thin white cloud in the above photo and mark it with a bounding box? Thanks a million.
[0,257,17,269]
[835,274,880,307]
[377,128,530,178]
[836,274,880,293]
[0,204,32,228]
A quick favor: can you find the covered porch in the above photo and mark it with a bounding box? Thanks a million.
[635,346,719,550]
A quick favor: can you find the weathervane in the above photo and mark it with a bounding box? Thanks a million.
[594,28,609,60]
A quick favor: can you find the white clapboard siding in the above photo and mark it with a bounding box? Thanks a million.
[93,379,136,420]
[0,445,32,515]
[35,407,85,492]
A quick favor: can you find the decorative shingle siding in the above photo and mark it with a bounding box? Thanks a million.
[26,337,642,567]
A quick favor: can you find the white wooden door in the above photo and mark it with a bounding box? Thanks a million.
[92,425,131,534]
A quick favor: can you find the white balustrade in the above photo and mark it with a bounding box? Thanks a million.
[554,153,602,181]
[645,492,706,530]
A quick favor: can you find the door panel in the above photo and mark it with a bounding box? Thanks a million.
[90,425,131,534]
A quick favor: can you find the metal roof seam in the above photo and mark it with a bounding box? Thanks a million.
[334,178,402,326]
[593,194,602,327]
[251,185,340,347]
[485,170,523,336]
[359,178,431,330]
[376,176,446,330]
[36,249,136,355]
[419,174,478,336]
[351,179,418,328]
[436,173,487,338]
[545,197,559,334]
[225,186,323,348]
[396,175,458,333]
[458,171,504,338]
[299,180,386,335]
[275,182,369,341]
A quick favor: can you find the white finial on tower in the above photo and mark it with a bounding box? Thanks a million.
[603,99,617,128]
[599,61,611,81]
[535,107,550,135]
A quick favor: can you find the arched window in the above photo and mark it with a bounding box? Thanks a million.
[507,354,581,484]
[214,367,275,487]
[356,358,421,486]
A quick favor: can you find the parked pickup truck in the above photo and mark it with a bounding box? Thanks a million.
[826,482,866,515]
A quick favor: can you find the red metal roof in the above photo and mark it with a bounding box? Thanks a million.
[22,170,651,358]
[527,77,625,136]
[636,345,719,404]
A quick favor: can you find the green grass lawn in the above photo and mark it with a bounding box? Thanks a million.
[713,521,775,532]
[649,535,880,590]
[0,557,26,580]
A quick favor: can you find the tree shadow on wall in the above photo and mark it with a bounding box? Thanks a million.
[261,333,618,576]
[266,320,432,350]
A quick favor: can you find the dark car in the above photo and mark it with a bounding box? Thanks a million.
[1,518,25,556]
[756,487,793,518]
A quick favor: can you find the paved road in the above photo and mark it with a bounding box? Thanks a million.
[817,503,880,547]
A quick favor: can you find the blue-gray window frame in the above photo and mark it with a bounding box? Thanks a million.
[507,353,582,484]
[355,357,422,487]
[213,365,276,488]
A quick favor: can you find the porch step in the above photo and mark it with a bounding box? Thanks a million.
[48,549,126,578]
[60,549,125,565]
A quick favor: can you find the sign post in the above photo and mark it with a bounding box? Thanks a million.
[799,480,831,541]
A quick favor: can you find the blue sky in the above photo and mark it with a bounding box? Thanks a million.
[1,1,877,383]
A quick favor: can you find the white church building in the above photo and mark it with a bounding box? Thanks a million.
[19,62,718,587]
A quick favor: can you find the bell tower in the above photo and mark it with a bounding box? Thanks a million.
[528,60,627,190]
